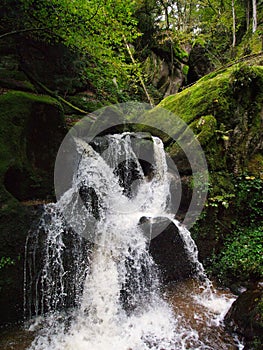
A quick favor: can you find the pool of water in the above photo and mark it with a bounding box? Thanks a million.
[0,279,243,350]
[0,324,35,350]
[165,279,243,349]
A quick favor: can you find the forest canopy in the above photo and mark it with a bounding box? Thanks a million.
[0,0,262,101]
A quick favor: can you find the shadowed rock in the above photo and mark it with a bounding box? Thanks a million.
[140,217,195,283]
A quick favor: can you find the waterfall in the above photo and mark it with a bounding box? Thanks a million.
[24,133,237,350]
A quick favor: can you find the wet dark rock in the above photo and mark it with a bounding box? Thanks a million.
[140,217,195,283]
[25,216,92,318]
[79,185,100,220]
[224,282,263,349]
[0,203,43,326]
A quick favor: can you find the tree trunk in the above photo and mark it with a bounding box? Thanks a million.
[246,0,250,31]
[252,0,257,33]
[160,0,170,30]
[232,0,236,47]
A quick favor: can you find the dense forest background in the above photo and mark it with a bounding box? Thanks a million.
[1,0,263,105]
[0,1,262,349]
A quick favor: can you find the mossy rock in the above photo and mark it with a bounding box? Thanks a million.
[0,66,35,92]
[150,61,263,266]
[237,27,263,57]
[0,41,36,93]
[158,61,263,187]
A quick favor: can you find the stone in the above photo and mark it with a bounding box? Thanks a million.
[224,282,263,350]
[140,217,195,283]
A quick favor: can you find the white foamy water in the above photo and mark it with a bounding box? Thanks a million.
[24,133,241,350]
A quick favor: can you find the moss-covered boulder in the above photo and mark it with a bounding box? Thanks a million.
[0,90,67,325]
[148,61,263,344]
[144,61,263,263]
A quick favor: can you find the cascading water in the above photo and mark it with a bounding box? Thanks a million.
[24,133,241,350]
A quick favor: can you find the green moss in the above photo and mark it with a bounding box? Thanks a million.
[158,63,263,172]
[182,65,189,76]
[237,29,263,57]
[159,63,263,128]
[159,69,232,124]
[189,115,217,145]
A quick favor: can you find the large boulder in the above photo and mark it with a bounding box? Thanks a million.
[143,51,186,98]
[0,90,67,201]
[225,282,263,350]
[140,217,195,283]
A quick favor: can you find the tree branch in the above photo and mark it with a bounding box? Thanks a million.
[123,35,154,107]
[0,27,50,40]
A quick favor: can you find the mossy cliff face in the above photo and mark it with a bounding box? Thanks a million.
[0,90,67,325]
[146,62,263,262]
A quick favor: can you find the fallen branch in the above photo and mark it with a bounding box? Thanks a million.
[0,27,50,40]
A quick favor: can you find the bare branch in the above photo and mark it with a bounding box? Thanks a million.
[0,27,50,40]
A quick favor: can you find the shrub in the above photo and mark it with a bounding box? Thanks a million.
[212,225,263,283]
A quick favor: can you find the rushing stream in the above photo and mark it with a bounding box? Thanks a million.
[16,133,243,349]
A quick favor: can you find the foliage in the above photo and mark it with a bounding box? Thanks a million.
[205,174,263,284]
[1,0,262,102]
[0,0,140,101]
[2,0,138,52]
[0,256,15,270]
[134,0,161,52]
[135,0,263,68]
[212,225,263,283]
[234,174,263,225]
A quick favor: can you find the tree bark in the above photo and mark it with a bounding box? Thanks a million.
[246,0,250,31]
[232,0,236,47]
[160,0,170,30]
[252,0,257,33]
